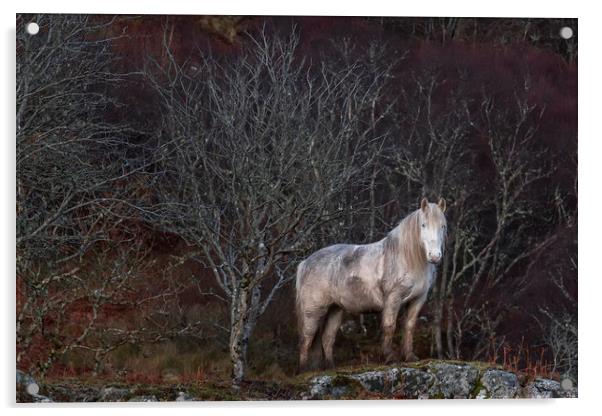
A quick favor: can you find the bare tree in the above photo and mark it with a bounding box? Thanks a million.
[140,27,391,385]
[452,87,557,360]
[538,235,577,381]
[16,14,175,377]
[389,71,558,360]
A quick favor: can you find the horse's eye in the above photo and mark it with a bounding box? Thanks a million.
[421,223,426,228]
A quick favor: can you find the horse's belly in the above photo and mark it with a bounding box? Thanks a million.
[340,298,383,314]
[335,275,384,313]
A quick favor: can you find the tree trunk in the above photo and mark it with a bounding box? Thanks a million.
[229,285,251,387]
[432,300,444,359]
[445,298,455,358]
[229,282,261,387]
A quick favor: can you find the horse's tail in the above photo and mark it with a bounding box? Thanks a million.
[295,260,324,370]
[295,260,306,334]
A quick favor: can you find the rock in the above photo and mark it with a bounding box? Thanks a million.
[349,368,400,394]
[306,362,481,400]
[29,393,53,403]
[16,370,37,387]
[524,378,577,398]
[16,360,578,401]
[99,386,131,402]
[307,375,351,399]
[176,391,196,401]
[306,362,554,400]
[477,369,520,399]
[308,375,333,398]
[307,374,364,399]
[397,367,436,399]
[128,395,158,402]
[16,370,53,403]
[45,384,100,402]
[427,362,480,399]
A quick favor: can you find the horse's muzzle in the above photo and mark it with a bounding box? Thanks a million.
[427,252,442,264]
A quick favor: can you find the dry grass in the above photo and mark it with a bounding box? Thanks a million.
[487,338,557,381]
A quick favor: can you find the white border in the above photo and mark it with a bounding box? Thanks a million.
[8,0,581,17]
[2,1,600,415]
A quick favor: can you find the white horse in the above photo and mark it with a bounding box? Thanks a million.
[295,198,447,371]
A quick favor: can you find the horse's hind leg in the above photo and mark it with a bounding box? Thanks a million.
[298,308,326,372]
[321,306,344,369]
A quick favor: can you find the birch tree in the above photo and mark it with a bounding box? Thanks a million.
[141,28,392,386]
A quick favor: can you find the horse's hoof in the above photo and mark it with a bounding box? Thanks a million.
[404,353,419,362]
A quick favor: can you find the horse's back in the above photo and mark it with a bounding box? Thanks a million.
[296,241,388,312]
[299,243,355,275]
[296,244,354,291]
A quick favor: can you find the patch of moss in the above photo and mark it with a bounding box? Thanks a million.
[325,375,366,399]
[294,363,382,385]
[470,377,487,399]
[430,391,446,400]
[130,385,177,401]
[187,382,242,401]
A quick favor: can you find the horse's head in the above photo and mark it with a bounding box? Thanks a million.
[417,197,447,264]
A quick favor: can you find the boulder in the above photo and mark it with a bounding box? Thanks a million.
[397,367,436,399]
[303,361,577,399]
[306,374,362,399]
[98,386,131,402]
[524,378,577,398]
[349,368,401,394]
[426,362,480,399]
[16,370,53,403]
[476,369,520,399]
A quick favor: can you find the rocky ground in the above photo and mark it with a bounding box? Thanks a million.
[17,360,577,402]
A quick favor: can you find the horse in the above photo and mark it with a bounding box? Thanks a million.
[295,197,447,371]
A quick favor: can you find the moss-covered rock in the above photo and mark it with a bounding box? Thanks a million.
[426,362,480,399]
[98,386,132,402]
[348,368,401,394]
[477,369,520,399]
[306,374,368,399]
[524,378,577,398]
[397,367,436,399]
[303,360,578,400]
[15,360,578,401]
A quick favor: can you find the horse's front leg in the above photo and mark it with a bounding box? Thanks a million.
[401,294,427,362]
[381,294,403,363]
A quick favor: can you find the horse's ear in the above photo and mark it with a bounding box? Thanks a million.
[438,198,447,213]
[420,197,428,212]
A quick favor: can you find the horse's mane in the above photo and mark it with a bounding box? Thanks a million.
[383,209,428,276]
[398,210,429,272]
